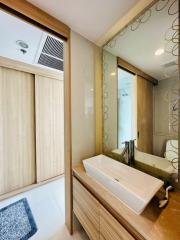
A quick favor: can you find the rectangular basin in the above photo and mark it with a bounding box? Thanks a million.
[83,155,164,214]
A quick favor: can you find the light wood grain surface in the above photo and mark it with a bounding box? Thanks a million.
[100,205,135,240]
[0,67,36,195]
[73,164,180,240]
[95,46,103,155]
[73,178,100,240]
[137,75,153,154]
[35,75,64,182]
[63,38,73,233]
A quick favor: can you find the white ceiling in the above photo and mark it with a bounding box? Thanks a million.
[105,0,178,80]
[0,10,43,65]
[0,10,63,73]
[27,0,140,43]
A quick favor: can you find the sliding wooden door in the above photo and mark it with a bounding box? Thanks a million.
[35,75,64,182]
[137,75,153,154]
[0,67,36,195]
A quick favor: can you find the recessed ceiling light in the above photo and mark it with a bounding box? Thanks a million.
[155,48,164,56]
[16,40,29,49]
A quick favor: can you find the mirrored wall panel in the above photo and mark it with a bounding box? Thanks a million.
[103,0,179,184]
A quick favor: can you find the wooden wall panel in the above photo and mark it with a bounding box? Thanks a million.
[0,67,35,195]
[137,75,153,154]
[35,75,64,182]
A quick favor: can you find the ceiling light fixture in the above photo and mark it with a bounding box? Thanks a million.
[16,40,29,49]
[155,48,164,56]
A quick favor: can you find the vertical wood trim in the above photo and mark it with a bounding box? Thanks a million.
[137,75,153,154]
[64,36,73,233]
[95,46,103,154]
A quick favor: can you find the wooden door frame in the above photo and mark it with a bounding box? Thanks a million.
[0,0,73,234]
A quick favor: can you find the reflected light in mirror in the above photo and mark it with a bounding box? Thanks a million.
[155,48,164,56]
[111,72,116,76]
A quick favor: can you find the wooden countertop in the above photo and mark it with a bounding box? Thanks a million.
[73,164,180,240]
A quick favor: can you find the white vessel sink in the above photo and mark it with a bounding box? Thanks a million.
[83,155,163,214]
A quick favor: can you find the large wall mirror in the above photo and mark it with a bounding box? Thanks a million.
[103,0,179,186]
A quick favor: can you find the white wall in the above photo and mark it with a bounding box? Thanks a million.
[71,31,96,166]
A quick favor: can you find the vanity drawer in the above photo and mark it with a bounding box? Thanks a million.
[73,177,100,240]
[100,205,135,240]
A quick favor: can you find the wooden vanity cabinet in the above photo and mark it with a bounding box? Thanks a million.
[73,177,135,240]
[73,177,100,240]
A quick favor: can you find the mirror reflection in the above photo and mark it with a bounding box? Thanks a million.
[103,0,179,183]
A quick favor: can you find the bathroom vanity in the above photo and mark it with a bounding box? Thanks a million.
[73,164,180,240]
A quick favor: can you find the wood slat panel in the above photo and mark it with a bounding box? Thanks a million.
[73,177,100,240]
[35,75,64,182]
[100,205,135,240]
[0,67,36,195]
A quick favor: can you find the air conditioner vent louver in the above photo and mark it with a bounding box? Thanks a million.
[162,60,178,68]
[38,35,64,71]
[42,36,63,59]
[38,54,63,71]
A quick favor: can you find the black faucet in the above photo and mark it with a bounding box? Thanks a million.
[121,140,135,166]
[121,141,129,164]
[129,140,135,166]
